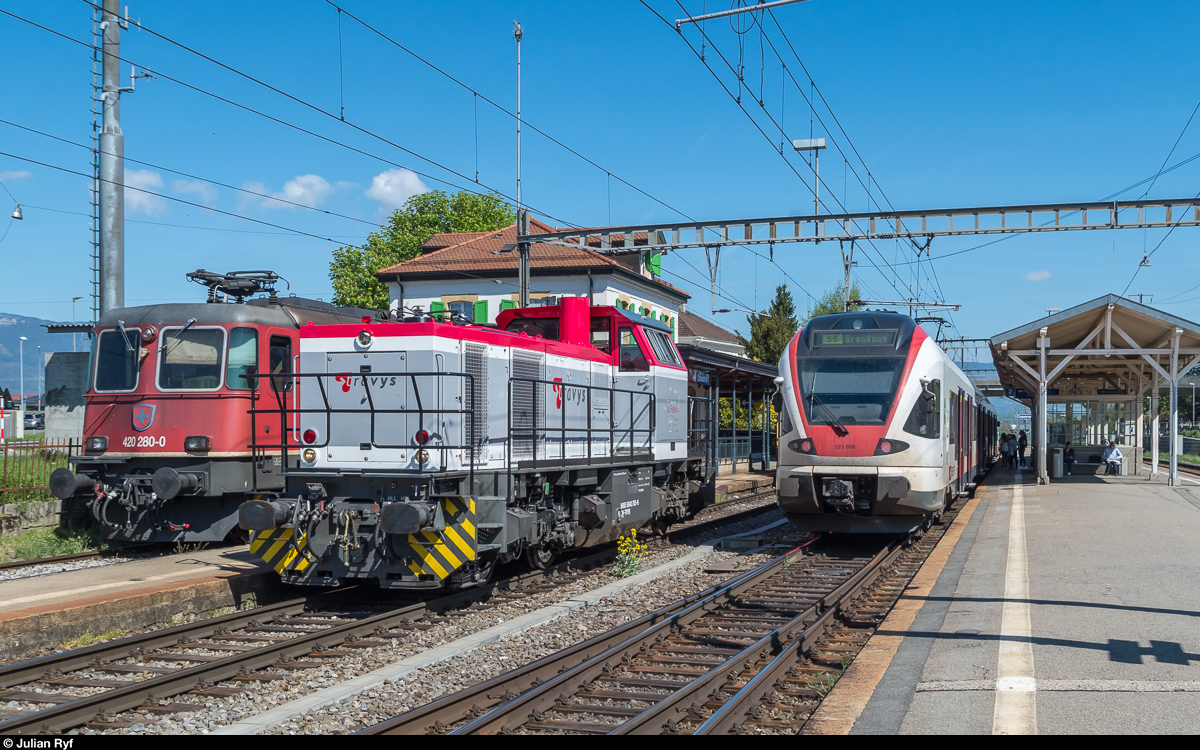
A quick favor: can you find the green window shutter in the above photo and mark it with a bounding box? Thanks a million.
[500,299,516,312]
[474,299,489,323]
[645,252,662,276]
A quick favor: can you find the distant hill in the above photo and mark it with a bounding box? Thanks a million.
[0,312,82,399]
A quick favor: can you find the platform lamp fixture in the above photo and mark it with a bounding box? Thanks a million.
[71,295,84,353]
[18,336,26,417]
[792,138,827,215]
[10,205,21,220]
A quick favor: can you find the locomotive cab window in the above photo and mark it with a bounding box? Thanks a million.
[226,327,258,391]
[643,328,682,366]
[93,329,141,392]
[591,317,612,354]
[618,327,649,372]
[504,316,560,341]
[158,327,225,391]
[902,378,941,438]
[269,336,293,392]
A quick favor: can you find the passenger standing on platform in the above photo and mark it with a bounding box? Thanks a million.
[1008,434,1020,469]
[1102,441,1124,475]
[1018,431,1029,468]
[1064,442,1076,476]
[1000,434,1012,468]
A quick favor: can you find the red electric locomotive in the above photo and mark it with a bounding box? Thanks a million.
[50,270,376,543]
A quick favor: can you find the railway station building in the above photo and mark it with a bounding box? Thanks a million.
[989,294,1200,485]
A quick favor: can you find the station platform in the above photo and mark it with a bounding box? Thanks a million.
[808,466,1200,735]
[0,547,275,657]
[715,469,775,501]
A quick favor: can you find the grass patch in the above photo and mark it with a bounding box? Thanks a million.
[59,628,128,650]
[1143,451,1200,464]
[0,526,113,562]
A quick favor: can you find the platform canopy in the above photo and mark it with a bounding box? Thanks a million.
[989,294,1200,486]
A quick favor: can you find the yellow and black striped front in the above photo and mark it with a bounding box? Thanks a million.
[249,526,311,575]
[402,497,477,580]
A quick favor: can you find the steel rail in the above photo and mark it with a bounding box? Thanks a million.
[0,550,107,572]
[448,548,811,735]
[0,553,610,735]
[614,542,899,734]
[692,543,905,734]
[358,562,772,735]
[0,500,776,735]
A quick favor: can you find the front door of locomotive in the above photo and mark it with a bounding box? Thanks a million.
[315,351,410,466]
[612,325,654,458]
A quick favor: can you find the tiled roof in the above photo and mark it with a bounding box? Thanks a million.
[376,219,688,299]
[678,310,740,343]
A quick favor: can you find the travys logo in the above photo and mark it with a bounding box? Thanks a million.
[333,375,399,393]
[132,404,157,432]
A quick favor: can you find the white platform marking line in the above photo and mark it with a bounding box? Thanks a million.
[992,482,1037,735]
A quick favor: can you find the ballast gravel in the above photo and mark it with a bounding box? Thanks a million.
[85,506,791,735]
[0,556,128,583]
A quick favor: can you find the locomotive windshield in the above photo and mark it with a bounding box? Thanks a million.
[797,357,906,426]
[158,327,225,390]
[93,329,140,392]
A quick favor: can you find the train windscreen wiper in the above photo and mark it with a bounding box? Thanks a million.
[808,392,850,437]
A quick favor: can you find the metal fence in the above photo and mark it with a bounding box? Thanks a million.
[0,439,81,503]
[717,437,751,461]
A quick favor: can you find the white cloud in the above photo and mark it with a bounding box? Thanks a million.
[173,179,218,204]
[124,169,167,215]
[1021,270,1051,282]
[0,170,32,183]
[264,174,334,210]
[366,168,428,212]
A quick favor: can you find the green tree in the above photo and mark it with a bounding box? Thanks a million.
[806,282,863,322]
[330,190,516,309]
[737,285,802,366]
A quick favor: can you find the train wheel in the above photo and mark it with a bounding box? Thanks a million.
[525,545,559,570]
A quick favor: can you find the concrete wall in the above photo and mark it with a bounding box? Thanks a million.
[0,501,60,537]
[45,351,88,441]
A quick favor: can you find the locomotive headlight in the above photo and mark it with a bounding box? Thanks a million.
[788,438,816,455]
[140,326,156,342]
[356,329,373,348]
[874,438,910,456]
[86,436,108,453]
[301,448,317,463]
[415,449,430,465]
[184,436,211,452]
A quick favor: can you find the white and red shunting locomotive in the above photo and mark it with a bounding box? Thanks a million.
[240,297,711,589]
[774,312,997,533]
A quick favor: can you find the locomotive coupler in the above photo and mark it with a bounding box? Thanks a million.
[821,478,856,513]
[238,498,297,530]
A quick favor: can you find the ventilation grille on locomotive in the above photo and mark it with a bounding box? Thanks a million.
[464,342,487,465]
[511,349,546,461]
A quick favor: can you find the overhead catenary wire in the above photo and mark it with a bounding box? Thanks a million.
[21,204,364,238]
[7,7,578,229]
[0,118,380,226]
[647,0,918,304]
[0,150,350,244]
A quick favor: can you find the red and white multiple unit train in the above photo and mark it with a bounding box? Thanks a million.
[775,312,996,533]
[238,296,709,589]
[49,271,376,543]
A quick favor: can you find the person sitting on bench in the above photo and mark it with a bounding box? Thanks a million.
[1064,442,1075,476]
[1102,441,1123,475]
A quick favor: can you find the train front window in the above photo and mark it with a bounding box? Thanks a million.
[226,328,258,391]
[94,329,140,392]
[796,357,905,426]
[158,327,225,391]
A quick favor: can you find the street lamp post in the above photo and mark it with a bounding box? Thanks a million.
[72,296,84,353]
[37,345,42,415]
[792,138,827,215]
[18,336,27,425]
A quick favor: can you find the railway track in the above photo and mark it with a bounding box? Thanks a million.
[360,494,972,735]
[0,495,776,735]
[0,550,109,572]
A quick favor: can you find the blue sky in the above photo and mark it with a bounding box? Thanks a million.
[2,0,1199,356]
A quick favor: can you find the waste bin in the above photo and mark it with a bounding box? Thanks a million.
[1049,446,1063,478]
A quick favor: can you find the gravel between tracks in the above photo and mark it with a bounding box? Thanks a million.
[82,506,786,735]
[0,556,129,583]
